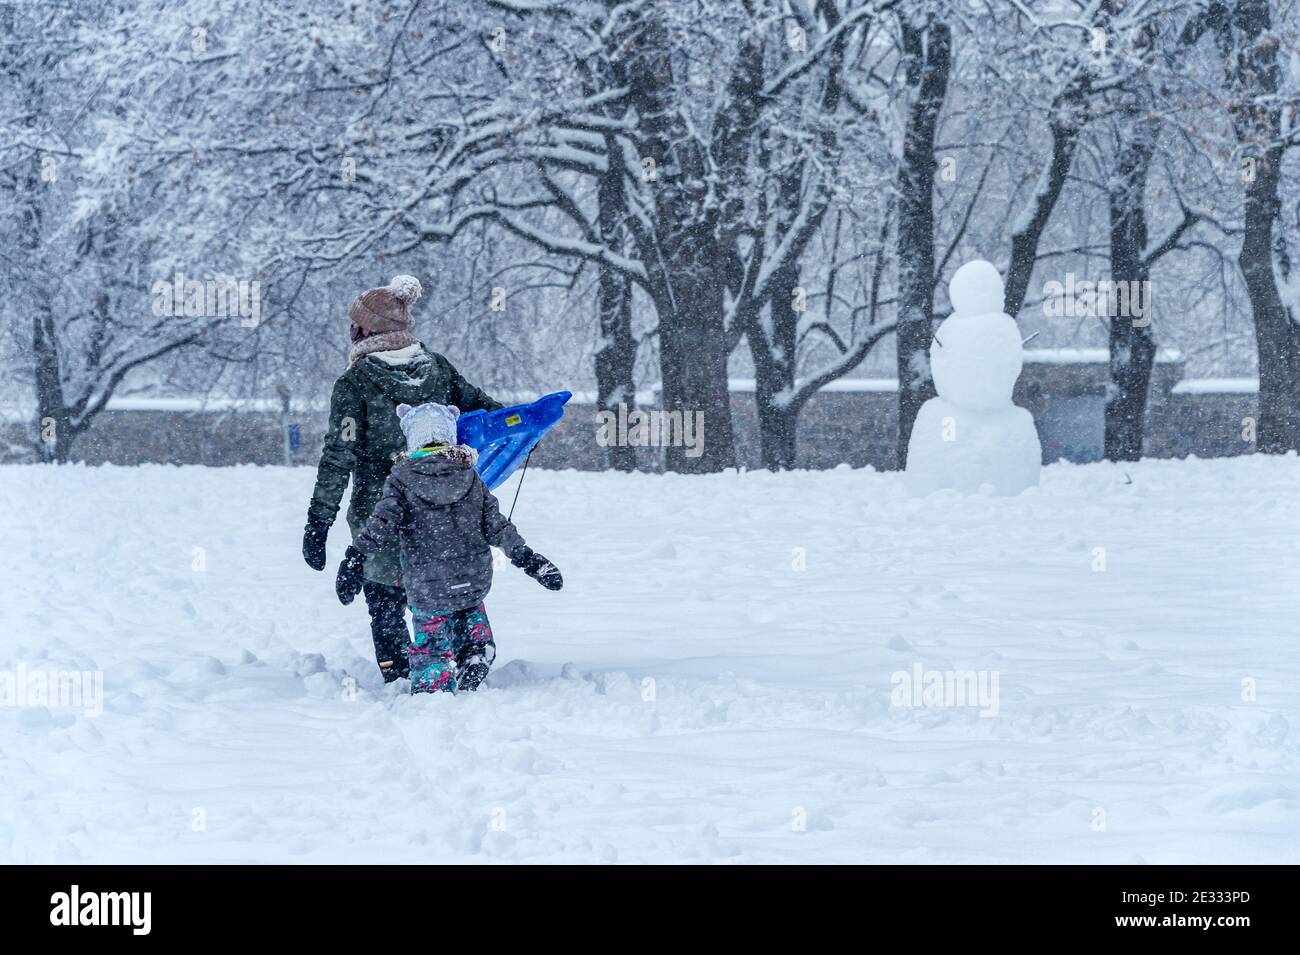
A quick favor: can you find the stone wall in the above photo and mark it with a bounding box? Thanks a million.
[0,359,1265,469]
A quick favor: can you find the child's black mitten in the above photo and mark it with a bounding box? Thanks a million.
[511,545,563,591]
[335,546,366,605]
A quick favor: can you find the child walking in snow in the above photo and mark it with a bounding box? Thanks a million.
[333,401,562,693]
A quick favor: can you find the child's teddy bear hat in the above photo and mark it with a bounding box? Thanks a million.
[396,402,460,453]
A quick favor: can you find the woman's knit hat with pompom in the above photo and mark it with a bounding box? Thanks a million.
[348,275,423,336]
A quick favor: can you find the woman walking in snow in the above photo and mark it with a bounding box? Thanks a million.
[301,275,502,683]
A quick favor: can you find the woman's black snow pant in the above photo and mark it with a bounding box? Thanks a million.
[363,581,411,682]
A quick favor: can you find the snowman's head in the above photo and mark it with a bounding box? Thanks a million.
[930,260,1024,410]
[948,259,1004,317]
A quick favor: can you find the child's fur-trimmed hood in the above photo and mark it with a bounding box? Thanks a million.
[391,443,481,507]
[397,443,478,468]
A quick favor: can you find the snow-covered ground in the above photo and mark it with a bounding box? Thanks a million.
[2,456,1297,863]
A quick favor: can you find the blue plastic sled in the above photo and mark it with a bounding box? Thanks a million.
[457,390,572,490]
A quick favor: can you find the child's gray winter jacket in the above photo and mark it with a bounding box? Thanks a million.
[351,445,525,611]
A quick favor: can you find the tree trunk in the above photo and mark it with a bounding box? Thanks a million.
[595,133,637,472]
[655,272,734,473]
[1003,75,1091,318]
[32,305,74,463]
[1104,95,1158,462]
[738,13,844,473]
[744,140,805,471]
[10,44,73,464]
[894,18,951,467]
[625,14,739,473]
[1224,0,1300,452]
[750,254,802,471]
[756,400,798,471]
[16,141,75,463]
[595,279,637,471]
[1240,151,1299,452]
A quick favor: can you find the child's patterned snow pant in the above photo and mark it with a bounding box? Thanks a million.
[407,603,496,694]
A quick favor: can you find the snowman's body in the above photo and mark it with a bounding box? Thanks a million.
[905,260,1042,496]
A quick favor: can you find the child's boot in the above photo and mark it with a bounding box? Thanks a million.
[455,643,495,692]
[454,605,496,692]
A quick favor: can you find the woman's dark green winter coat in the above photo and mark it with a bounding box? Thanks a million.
[308,345,501,585]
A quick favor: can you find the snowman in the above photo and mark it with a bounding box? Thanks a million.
[904,259,1041,496]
